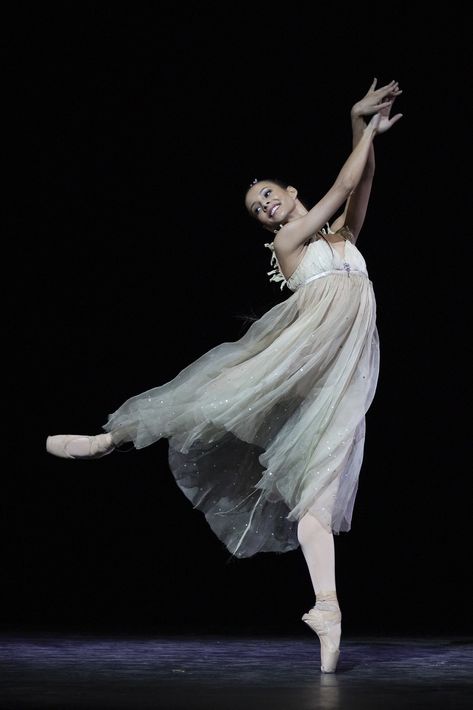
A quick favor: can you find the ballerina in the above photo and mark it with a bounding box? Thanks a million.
[47,78,402,672]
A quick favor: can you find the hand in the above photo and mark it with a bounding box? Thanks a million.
[374,89,403,134]
[351,78,402,120]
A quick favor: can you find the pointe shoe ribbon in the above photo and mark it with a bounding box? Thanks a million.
[46,433,115,459]
[302,592,341,673]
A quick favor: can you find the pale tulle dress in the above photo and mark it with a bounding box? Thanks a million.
[103,229,379,559]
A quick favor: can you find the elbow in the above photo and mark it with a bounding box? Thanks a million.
[334,177,356,199]
[336,168,373,196]
[338,164,375,194]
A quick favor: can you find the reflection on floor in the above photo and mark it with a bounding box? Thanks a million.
[0,632,472,709]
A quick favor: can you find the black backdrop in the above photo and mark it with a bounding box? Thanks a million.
[4,3,472,637]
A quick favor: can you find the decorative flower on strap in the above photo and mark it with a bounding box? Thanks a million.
[263,241,287,290]
[318,222,335,237]
[319,222,354,242]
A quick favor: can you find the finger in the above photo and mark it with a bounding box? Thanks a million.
[390,113,403,125]
[369,77,378,91]
[376,80,397,95]
[385,91,402,104]
[362,105,389,115]
[376,100,394,110]
[379,89,400,102]
[360,98,393,115]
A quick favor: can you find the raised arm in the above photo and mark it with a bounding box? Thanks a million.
[275,112,381,256]
[331,79,403,241]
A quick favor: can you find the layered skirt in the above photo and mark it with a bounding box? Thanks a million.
[103,271,379,558]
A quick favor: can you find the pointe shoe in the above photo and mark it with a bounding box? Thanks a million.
[46,433,115,459]
[302,591,342,673]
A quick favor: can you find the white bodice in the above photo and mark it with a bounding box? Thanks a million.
[265,236,369,292]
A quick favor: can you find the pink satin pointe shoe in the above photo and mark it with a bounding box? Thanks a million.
[46,433,115,459]
[302,590,342,673]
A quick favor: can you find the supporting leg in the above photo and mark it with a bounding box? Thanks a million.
[297,511,341,672]
[297,511,336,598]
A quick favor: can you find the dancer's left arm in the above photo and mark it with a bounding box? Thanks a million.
[331,79,403,241]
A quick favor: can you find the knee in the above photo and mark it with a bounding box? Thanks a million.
[297,511,325,546]
[297,513,317,547]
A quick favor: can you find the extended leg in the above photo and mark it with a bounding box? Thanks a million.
[46,433,115,459]
[46,423,137,459]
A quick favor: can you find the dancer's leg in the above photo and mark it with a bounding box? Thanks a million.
[297,511,336,598]
[297,511,341,673]
[46,432,116,459]
[46,423,137,459]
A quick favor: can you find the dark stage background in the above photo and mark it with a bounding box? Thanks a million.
[4,4,472,639]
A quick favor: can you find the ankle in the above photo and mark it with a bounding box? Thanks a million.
[314,590,339,612]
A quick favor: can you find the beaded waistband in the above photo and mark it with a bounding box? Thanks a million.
[302,268,368,286]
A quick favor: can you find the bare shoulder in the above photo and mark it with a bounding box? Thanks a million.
[273,226,314,255]
[272,217,314,257]
[273,231,313,281]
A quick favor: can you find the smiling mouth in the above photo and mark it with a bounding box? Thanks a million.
[269,205,279,218]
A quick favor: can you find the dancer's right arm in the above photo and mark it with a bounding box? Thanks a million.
[274,112,381,254]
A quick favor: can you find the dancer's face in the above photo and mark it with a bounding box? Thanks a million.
[245,181,298,232]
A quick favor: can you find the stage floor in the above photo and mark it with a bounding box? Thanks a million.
[0,631,472,709]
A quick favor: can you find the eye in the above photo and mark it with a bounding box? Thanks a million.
[252,188,272,216]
